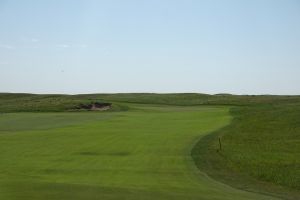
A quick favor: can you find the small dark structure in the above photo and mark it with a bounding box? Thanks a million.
[77,102,112,111]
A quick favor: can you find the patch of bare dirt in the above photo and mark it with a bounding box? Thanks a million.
[76,102,112,111]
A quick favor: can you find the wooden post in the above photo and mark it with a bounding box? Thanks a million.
[218,137,222,151]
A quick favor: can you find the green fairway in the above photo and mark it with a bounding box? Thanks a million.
[0,104,278,200]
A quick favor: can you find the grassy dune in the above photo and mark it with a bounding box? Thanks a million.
[1,93,299,112]
[192,103,300,199]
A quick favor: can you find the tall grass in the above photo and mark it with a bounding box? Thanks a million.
[192,102,300,199]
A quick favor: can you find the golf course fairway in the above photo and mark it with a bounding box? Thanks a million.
[0,104,279,199]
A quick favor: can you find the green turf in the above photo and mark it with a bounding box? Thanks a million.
[192,103,300,199]
[0,104,278,200]
[1,93,299,199]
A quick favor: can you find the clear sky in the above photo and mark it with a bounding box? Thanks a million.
[0,0,299,95]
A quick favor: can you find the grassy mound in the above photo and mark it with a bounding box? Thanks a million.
[192,103,300,199]
[1,92,300,112]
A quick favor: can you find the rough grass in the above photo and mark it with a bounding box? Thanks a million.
[192,103,300,199]
[1,93,300,112]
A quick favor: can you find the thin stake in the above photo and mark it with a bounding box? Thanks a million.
[219,137,222,151]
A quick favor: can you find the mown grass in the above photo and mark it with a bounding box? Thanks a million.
[0,93,299,199]
[0,104,278,200]
[192,103,300,199]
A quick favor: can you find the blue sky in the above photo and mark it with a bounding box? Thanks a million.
[0,0,299,94]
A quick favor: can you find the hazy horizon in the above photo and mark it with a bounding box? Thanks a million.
[1,0,300,95]
[1,91,300,96]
